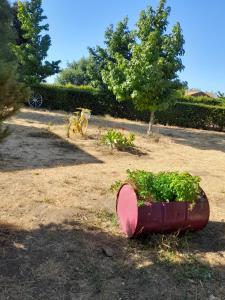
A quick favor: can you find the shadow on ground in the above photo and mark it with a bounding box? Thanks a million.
[16,109,66,125]
[91,117,225,153]
[0,209,224,300]
[15,109,225,153]
[0,123,102,172]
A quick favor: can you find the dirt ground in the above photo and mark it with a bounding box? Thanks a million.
[0,108,224,300]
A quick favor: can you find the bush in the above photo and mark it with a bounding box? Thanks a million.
[33,84,225,132]
[0,0,30,140]
[179,95,225,107]
[156,102,225,131]
[112,170,201,206]
[33,84,112,115]
[101,129,135,150]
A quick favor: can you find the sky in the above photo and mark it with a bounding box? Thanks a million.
[41,0,225,93]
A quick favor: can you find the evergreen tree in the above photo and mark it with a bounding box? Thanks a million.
[12,0,61,86]
[0,0,29,139]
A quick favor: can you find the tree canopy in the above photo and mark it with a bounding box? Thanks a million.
[56,57,91,86]
[12,0,61,86]
[102,0,185,133]
[87,17,134,91]
[0,0,29,139]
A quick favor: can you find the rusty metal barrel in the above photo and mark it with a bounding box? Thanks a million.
[116,184,210,238]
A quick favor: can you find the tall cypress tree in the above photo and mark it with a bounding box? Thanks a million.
[12,0,61,86]
[0,0,29,140]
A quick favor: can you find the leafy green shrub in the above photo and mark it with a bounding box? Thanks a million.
[156,102,225,131]
[33,84,225,132]
[112,170,201,205]
[33,84,112,114]
[101,129,135,150]
[179,95,225,107]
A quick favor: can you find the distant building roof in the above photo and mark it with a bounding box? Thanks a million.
[185,89,217,98]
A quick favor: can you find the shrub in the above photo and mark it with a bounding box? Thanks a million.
[112,170,201,205]
[101,129,135,150]
[0,0,30,140]
[33,84,112,115]
[156,102,225,131]
[33,84,225,132]
[179,95,225,107]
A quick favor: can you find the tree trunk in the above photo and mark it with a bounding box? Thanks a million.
[147,111,155,135]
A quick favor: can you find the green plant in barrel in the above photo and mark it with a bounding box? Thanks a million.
[111,170,201,206]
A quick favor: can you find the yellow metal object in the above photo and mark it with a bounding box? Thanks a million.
[67,108,91,137]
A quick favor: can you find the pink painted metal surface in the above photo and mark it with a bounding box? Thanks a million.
[116,184,138,238]
[116,184,210,238]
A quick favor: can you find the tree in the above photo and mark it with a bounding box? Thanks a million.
[102,0,185,134]
[217,91,225,99]
[88,17,134,91]
[12,0,61,86]
[11,2,28,46]
[56,57,91,86]
[0,0,29,139]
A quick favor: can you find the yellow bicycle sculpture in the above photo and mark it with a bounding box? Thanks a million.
[66,108,91,138]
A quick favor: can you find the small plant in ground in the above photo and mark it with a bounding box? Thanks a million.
[111,169,201,206]
[36,197,55,204]
[101,129,135,150]
[110,180,123,192]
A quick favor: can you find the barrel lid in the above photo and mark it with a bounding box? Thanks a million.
[116,184,138,238]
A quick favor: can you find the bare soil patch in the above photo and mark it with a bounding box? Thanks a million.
[0,108,224,299]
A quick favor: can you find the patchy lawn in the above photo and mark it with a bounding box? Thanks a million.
[0,108,224,299]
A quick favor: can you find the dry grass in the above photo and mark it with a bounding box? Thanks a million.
[0,108,224,299]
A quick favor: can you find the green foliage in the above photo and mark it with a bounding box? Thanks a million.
[179,95,225,106]
[110,180,123,193]
[126,170,155,200]
[12,0,61,86]
[0,0,29,138]
[88,17,134,91]
[152,172,200,202]
[156,102,225,131]
[102,0,185,132]
[33,84,111,114]
[34,84,225,132]
[101,129,135,150]
[56,57,92,86]
[125,170,200,204]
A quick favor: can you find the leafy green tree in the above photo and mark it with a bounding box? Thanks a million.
[102,0,185,134]
[11,2,28,46]
[56,57,91,86]
[0,0,29,139]
[217,91,225,99]
[12,0,61,86]
[88,17,134,91]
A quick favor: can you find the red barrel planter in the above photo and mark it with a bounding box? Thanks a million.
[116,184,210,238]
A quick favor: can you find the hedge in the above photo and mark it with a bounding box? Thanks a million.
[33,84,225,132]
[178,95,225,107]
[155,102,225,131]
[33,84,111,115]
